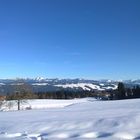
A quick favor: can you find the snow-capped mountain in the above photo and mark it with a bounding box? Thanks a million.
[0,78,139,95]
[35,77,47,82]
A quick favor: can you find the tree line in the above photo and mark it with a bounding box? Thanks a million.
[109,82,140,100]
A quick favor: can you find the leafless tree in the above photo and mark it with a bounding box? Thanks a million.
[7,80,37,110]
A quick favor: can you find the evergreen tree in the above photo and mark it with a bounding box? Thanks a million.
[117,82,126,99]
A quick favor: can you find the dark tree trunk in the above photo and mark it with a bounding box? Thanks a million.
[18,100,20,110]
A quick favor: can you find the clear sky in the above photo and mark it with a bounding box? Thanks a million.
[0,0,140,80]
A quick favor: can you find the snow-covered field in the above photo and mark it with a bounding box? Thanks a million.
[0,99,87,111]
[0,98,140,140]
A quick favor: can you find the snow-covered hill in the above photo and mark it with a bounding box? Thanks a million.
[0,98,140,140]
[55,83,117,91]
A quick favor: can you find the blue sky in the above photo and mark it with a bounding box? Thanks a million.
[0,0,140,80]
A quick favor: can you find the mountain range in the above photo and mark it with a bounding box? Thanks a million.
[0,77,140,95]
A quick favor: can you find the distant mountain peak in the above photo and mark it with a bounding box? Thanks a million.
[35,77,46,81]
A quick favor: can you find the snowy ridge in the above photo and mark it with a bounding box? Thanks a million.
[55,83,101,90]
[55,83,117,91]
[32,83,48,86]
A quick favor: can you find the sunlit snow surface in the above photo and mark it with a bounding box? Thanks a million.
[0,98,140,140]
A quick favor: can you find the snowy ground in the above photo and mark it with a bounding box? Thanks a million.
[0,98,140,140]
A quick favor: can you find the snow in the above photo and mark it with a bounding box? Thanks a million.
[107,80,112,83]
[55,83,118,91]
[0,83,5,85]
[0,98,140,140]
[0,99,88,111]
[102,84,118,90]
[55,83,105,91]
[99,83,104,86]
[32,83,48,86]
[35,77,46,81]
[10,83,24,86]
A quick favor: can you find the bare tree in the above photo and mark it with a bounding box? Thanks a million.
[7,80,37,110]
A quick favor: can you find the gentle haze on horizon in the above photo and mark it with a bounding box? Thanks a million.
[0,0,140,80]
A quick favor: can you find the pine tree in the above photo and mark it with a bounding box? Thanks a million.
[117,82,126,99]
